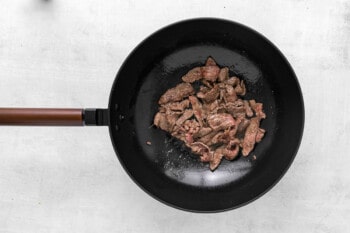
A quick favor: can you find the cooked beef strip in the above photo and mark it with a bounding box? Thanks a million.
[256,128,266,143]
[255,103,266,119]
[158,83,195,105]
[223,139,240,160]
[244,100,254,117]
[197,84,220,103]
[189,96,203,126]
[190,142,213,162]
[154,57,266,171]
[235,80,246,96]
[193,127,212,138]
[154,112,170,131]
[237,118,250,134]
[225,100,246,118]
[165,112,180,130]
[218,67,229,82]
[207,131,225,146]
[175,109,194,126]
[225,76,239,86]
[242,117,260,156]
[205,57,217,66]
[201,65,220,82]
[224,84,238,103]
[182,67,202,83]
[159,99,190,113]
[207,113,236,131]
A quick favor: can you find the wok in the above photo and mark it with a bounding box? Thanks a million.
[0,18,304,212]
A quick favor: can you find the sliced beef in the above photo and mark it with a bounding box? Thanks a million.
[242,117,260,156]
[158,83,195,105]
[207,131,225,146]
[244,100,254,117]
[210,149,224,171]
[182,67,202,83]
[218,67,229,82]
[154,112,170,131]
[154,56,266,171]
[205,57,217,66]
[224,84,237,103]
[201,65,220,82]
[165,112,180,130]
[175,109,193,126]
[197,84,220,103]
[225,76,239,86]
[162,99,190,112]
[225,100,246,118]
[190,142,212,162]
[237,118,250,134]
[193,127,212,138]
[207,113,236,131]
[256,128,266,142]
[235,80,246,95]
[189,96,203,126]
[202,100,219,113]
[223,139,240,160]
[197,130,220,144]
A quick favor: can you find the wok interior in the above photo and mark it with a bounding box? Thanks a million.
[108,19,303,212]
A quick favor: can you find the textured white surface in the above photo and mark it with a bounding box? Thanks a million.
[1,0,350,232]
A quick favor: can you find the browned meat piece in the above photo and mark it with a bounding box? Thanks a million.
[197,85,220,103]
[185,133,193,144]
[158,83,195,105]
[175,109,193,126]
[244,100,254,117]
[182,67,202,83]
[201,66,220,82]
[190,142,212,162]
[218,67,229,82]
[249,99,256,108]
[162,99,190,113]
[196,86,209,99]
[237,118,250,134]
[225,76,239,86]
[207,131,224,146]
[235,80,246,95]
[171,119,198,143]
[255,103,266,119]
[207,113,236,131]
[182,119,200,140]
[256,128,266,142]
[205,57,217,66]
[197,130,219,144]
[154,56,266,171]
[224,85,237,103]
[225,100,246,118]
[210,148,224,171]
[154,112,170,131]
[165,112,180,130]
[188,96,203,126]
[242,117,260,156]
[193,127,212,138]
[223,139,240,160]
[202,100,219,114]
[249,100,266,119]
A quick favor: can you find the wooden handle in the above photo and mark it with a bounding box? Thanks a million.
[0,108,83,126]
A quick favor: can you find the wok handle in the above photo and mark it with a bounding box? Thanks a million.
[0,108,109,126]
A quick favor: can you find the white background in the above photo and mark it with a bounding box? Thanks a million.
[1,0,350,232]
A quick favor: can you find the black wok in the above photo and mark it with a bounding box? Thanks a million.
[0,18,304,212]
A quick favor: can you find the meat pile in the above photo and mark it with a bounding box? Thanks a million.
[154,57,266,171]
